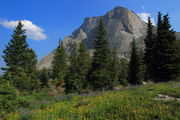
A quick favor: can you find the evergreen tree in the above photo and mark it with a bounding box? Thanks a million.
[2,21,38,91]
[119,58,129,86]
[39,68,49,88]
[172,40,180,80]
[128,39,142,85]
[109,47,120,88]
[52,41,68,83]
[77,42,91,90]
[64,43,79,94]
[144,17,155,80]
[90,20,111,90]
[153,12,163,81]
[153,13,177,82]
[137,49,145,84]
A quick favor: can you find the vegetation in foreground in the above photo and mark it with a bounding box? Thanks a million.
[6,82,180,120]
[0,11,180,119]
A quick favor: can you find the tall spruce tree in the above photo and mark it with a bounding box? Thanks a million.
[64,43,79,94]
[39,68,49,88]
[137,49,145,84]
[119,58,129,86]
[173,40,180,80]
[144,17,155,80]
[90,20,111,90]
[153,12,163,81]
[52,41,68,83]
[77,42,91,90]
[2,21,38,90]
[128,39,142,85]
[109,47,120,88]
[153,13,177,82]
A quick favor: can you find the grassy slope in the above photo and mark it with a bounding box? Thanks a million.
[7,82,180,120]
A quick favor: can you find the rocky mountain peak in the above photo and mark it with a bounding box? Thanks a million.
[37,6,180,70]
[37,6,148,70]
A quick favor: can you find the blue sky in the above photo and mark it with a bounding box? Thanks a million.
[0,0,180,74]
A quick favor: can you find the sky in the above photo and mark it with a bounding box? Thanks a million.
[0,0,180,74]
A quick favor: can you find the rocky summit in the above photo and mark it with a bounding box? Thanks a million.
[37,6,180,70]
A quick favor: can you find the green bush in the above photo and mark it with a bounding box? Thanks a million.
[18,112,33,120]
[16,96,31,108]
[0,81,17,116]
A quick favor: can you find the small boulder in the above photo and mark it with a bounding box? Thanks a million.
[155,94,180,101]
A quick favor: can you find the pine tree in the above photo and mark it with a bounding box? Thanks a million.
[153,12,163,81]
[128,39,142,85]
[172,40,180,80]
[109,47,120,88]
[52,41,68,83]
[137,49,145,84]
[153,13,177,82]
[39,68,49,88]
[64,43,79,94]
[90,20,111,90]
[144,17,155,80]
[77,42,91,90]
[119,58,129,86]
[2,21,38,90]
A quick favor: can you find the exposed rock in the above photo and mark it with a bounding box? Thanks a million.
[37,6,180,70]
[37,6,147,69]
[155,94,180,101]
[113,87,121,90]
[37,50,55,70]
[173,83,180,88]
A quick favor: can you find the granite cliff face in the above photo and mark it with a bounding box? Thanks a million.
[63,6,147,55]
[37,6,180,70]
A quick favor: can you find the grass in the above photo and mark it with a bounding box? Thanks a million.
[6,82,180,120]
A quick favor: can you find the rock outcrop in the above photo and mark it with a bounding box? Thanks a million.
[37,6,180,70]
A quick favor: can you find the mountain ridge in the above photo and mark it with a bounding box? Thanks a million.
[37,6,180,70]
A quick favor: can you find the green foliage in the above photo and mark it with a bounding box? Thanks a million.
[128,39,143,85]
[0,80,17,115]
[172,40,180,81]
[90,20,111,90]
[6,82,180,120]
[2,21,38,91]
[144,17,156,80]
[153,13,177,82]
[64,42,91,94]
[16,96,31,108]
[52,42,68,82]
[77,42,91,90]
[64,43,80,94]
[137,49,146,83]
[144,12,179,82]
[39,68,50,88]
[18,112,33,120]
[119,58,129,86]
[108,47,120,88]
[14,72,39,91]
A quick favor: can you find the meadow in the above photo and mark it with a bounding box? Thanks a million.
[6,82,180,120]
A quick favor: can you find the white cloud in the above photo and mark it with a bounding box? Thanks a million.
[137,12,155,25]
[0,19,47,40]
[141,6,145,10]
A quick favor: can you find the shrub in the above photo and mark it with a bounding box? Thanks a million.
[0,80,17,115]
[18,112,33,120]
